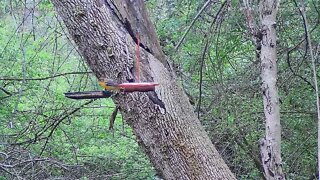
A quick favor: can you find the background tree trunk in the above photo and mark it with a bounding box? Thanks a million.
[50,0,236,179]
[259,0,285,179]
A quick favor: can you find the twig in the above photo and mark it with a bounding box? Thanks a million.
[0,87,12,95]
[40,99,96,155]
[109,106,119,130]
[8,100,95,146]
[175,0,215,51]
[197,0,228,119]
[198,39,209,119]
[300,1,320,178]
[0,71,92,81]
[286,49,315,90]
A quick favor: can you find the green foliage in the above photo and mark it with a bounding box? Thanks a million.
[1,0,320,179]
[0,1,154,179]
[148,0,320,179]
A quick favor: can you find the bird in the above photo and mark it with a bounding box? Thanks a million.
[98,78,121,91]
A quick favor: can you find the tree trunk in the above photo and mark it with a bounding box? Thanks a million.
[259,0,285,179]
[50,0,235,179]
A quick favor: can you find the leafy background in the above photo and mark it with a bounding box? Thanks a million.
[0,0,319,179]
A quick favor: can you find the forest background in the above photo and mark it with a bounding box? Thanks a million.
[0,0,319,179]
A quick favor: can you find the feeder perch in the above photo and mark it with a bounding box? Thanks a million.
[65,90,113,99]
[117,82,159,92]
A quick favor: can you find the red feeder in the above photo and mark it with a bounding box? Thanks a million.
[118,33,158,93]
[99,34,159,93]
[117,82,159,92]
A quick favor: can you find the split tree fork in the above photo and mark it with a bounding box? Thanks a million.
[51,0,236,179]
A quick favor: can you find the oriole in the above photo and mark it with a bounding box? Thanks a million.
[98,78,120,91]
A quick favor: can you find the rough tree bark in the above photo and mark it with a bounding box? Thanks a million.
[259,0,285,179]
[51,0,236,179]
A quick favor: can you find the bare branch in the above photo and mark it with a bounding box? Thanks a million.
[175,0,216,51]
[299,1,320,178]
[0,71,92,81]
[109,106,119,130]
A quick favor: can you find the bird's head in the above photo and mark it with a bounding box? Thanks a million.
[98,77,119,90]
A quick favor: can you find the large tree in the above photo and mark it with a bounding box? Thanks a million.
[50,0,235,179]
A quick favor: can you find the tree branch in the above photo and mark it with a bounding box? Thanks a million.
[0,71,92,81]
[175,0,216,51]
